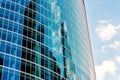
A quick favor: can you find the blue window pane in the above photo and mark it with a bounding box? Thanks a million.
[4,55,10,67]
[10,2,15,11]
[14,74,20,80]
[17,36,22,45]
[19,15,24,24]
[18,25,23,34]
[1,30,7,40]
[5,1,10,10]
[4,10,10,19]
[12,34,17,43]
[5,42,11,53]
[9,12,14,21]
[11,46,16,55]
[1,2,5,8]
[3,20,8,29]
[2,71,8,80]
[0,42,5,52]
[8,71,14,80]
[10,58,15,68]
[8,21,13,31]
[15,59,21,70]
[0,8,4,17]
[7,32,12,42]
[13,23,19,32]
[16,46,22,57]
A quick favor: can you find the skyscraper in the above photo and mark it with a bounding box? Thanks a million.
[0,0,96,80]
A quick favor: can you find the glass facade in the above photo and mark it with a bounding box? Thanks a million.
[0,0,96,80]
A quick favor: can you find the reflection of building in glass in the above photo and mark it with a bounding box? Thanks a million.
[0,0,96,80]
[61,22,76,79]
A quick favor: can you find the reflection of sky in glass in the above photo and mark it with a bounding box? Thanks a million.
[50,0,61,23]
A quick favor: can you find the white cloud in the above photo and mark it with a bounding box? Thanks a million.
[101,45,107,52]
[95,60,116,80]
[118,75,120,80]
[116,56,120,63]
[101,41,120,52]
[109,41,120,49]
[98,20,110,24]
[96,20,120,41]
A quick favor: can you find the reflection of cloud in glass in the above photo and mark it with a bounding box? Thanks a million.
[49,0,61,23]
[49,0,61,52]
[63,21,67,32]
[52,31,62,52]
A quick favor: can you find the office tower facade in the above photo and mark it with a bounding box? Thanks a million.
[0,0,96,80]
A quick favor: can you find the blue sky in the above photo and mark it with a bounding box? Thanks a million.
[85,0,120,80]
